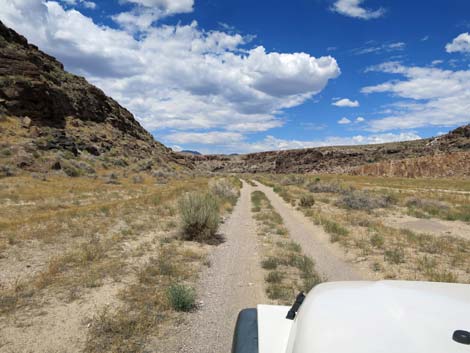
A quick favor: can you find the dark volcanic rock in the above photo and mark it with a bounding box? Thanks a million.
[0,21,192,174]
[0,20,146,139]
[188,125,470,176]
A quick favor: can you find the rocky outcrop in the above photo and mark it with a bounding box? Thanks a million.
[189,125,470,177]
[0,21,192,176]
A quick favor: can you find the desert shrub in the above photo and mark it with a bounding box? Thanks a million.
[58,159,81,177]
[132,175,144,184]
[406,197,450,218]
[322,219,349,242]
[280,175,305,186]
[0,165,16,178]
[337,190,395,210]
[75,161,96,174]
[282,241,302,253]
[384,247,405,264]
[210,178,238,205]
[261,257,279,270]
[266,284,292,302]
[266,270,284,284]
[167,284,196,312]
[251,190,265,212]
[307,181,343,193]
[370,233,384,248]
[299,195,315,208]
[0,148,12,157]
[179,192,220,242]
[425,270,458,283]
[105,173,120,184]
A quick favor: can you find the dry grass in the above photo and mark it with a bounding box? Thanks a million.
[0,175,211,316]
[251,190,322,304]
[260,174,470,284]
[84,240,208,353]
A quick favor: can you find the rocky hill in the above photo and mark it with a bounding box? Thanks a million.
[189,125,470,177]
[0,21,191,178]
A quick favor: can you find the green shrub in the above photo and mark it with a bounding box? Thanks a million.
[62,161,81,177]
[261,257,279,270]
[370,233,384,248]
[266,270,284,284]
[266,284,292,302]
[179,192,220,242]
[251,191,266,212]
[384,247,405,264]
[167,284,196,312]
[282,241,302,253]
[299,195,315,208]
[322,219,349,242]
[425,270,458,283]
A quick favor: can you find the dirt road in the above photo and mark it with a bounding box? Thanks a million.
[164,180,367,353]
[255,181,368,281]
[166,181,266,353]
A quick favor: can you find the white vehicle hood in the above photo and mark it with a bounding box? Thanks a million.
[258,281,470,353]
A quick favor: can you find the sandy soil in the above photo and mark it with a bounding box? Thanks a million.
[383,213,470,241]
[2,180,370,353]
[160,181,266,353]
[255,182,370,281]
[0,229,161,353]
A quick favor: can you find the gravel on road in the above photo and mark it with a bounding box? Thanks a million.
[166,181,266,353]
[255,181,369,281]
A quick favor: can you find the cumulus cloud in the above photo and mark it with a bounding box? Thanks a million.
[446,33,470,53]
[113,0,194,32]
[61,0,96,9]
[362,61,470,131]
[332,0,385,20]
[0,0,340,138]
[356,116,365,122]
[332,98,360,107]
[166,131,244,145]
[175,132,421,154]
[338,117,352,124]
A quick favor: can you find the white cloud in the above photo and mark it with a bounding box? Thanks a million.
[61,0,96,9]
[82,1,95,9]
[356,116,365,122]
[332,98,360,107]
[123,0,194,13]
[362,61,470,131]
[338,117,352,124]
[0,0,340,137]
[332,0,385,20]
[446,33,470,53]
[353,41,405,55]
[113,0,194,32]
[192,132,421,154]
[166,131,244,145]
[431,60,443,66]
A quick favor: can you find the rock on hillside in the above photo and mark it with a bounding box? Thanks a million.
[0,21,191,177]
[189,125,470,177]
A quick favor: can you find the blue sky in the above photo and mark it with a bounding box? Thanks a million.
[2,0,470,153]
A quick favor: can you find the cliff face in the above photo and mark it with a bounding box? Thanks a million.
[0,21,191,176]
[189,125,470,177]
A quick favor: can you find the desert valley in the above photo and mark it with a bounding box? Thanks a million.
[1,7,470,353]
